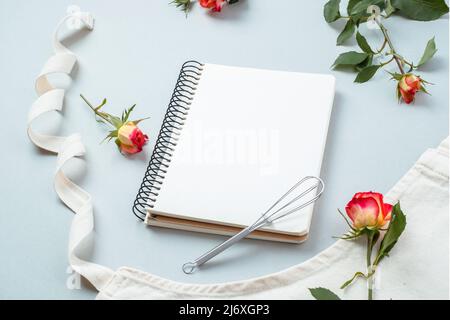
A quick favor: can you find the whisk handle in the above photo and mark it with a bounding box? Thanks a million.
[182,223,262,274]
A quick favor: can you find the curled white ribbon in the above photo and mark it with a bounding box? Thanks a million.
[27,9,113,291]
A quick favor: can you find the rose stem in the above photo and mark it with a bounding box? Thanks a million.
[366,232,375,300]
[80,94,112,125]
[375,19,405,74]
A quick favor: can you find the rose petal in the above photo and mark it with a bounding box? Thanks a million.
[354,192,384,213]
[118,124,136,146]
[200,0,217,9]
[346,197,380,229]
[405,75,421,91]
[383,203,393,221]
[120,143,141,154]
[400,87,415,104]
[399,77,410,91]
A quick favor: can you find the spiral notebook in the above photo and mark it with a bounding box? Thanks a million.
[133,61,335,243]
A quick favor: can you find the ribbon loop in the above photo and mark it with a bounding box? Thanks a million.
[28,9,114,292]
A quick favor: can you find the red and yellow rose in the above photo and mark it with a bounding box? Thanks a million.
[80,94,149,156]
[199,0,226,12]
[117,123,149,155]
[345,192,393,230]
[397,74,424,104]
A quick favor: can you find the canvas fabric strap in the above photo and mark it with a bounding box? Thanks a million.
[27,9,114,291]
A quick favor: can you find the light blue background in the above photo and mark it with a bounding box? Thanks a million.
[0,0,448,299]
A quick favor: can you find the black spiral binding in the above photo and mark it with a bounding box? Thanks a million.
[133,60,204,220]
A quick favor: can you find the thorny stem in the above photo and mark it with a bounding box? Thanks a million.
[366,232,375,300]
[379,57,395,67]
[345,15,411,73]
[376,39,387,54]
[80,94,114,127]
[392,53,415,71]
[375,19,405,74]
[373,253,382,267]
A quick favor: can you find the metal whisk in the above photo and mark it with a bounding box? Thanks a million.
[182,176,325,274]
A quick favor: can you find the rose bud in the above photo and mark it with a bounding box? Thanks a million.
[398,74,422,104]
[200,0,226,12]
[117,122,149,155]
[345,192,393,231]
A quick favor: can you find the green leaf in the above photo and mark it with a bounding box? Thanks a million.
[95,115,106,123]
[170,0,192,15]
[417,37,437,67]
[95,98,107,111]
[102,129,118,143]
[391,0,449,21]
[347,0,362,14]
[420,85,430,95]
[324,0,341,22]
[130,117,150,125]
[332,51,369,67]
[388,71,404,81]
[340,271,368,289]
[309,287,341,300]
[371,230,380,250]
[122,104,136,123]
[347,0,367,24]
[350,0,385,15]
[356,54,373,71]
[356,31,374,53]
[375,202,406,265]
[355,64,380,83]
[396,84,402,100]
[385,0,397,16]
[105,114,123,129]
[338,230,363,240]
[337,19,356,45]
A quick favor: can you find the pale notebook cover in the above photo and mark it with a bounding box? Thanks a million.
[134,61,335,243]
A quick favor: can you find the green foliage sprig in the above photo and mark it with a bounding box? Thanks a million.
[171,0,193,16]
[80,94,149,145]
[324,0,448,102]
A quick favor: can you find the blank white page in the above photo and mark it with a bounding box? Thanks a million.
[150,63,335,236]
